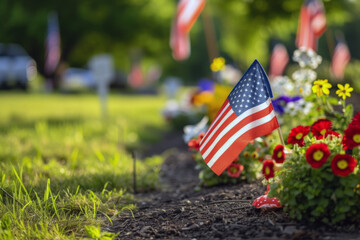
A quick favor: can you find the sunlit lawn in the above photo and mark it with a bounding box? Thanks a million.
[0,92,167,239]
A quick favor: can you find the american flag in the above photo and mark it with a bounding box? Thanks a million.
[199,60,280,176]
[268,43,289,79]
[296,0,326,51]
[331,40,351,79]
[170,17,191,61]
[170,0,205,61]
[44,12,61,75]
[177,0,206,34]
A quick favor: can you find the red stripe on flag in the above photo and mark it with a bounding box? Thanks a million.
[202,103,275,164]
[200,109,237,155]
[210,116,279,175]
[200,99,230,145]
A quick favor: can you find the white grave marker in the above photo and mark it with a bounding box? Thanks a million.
[88,54,114,118]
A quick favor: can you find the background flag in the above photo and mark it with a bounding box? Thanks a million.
[200,60,279,176]
[268,43,289,79]
[170,0,205,61]
[331,37,351,80]
[44,12,61,76]
[177,0,206,34]
[296,0,326,51]
[170,17,191,61]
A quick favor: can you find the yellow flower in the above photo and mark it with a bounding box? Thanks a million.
[336,83,353,100]
[210,57,225,72]
[192,91,214,106]
[206,84,232,121]
[312,79,332,97]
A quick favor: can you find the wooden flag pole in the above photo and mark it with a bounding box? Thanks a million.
[201,7,219,63]
[277,127,285,146]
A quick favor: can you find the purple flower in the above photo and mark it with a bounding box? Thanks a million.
[272,96,302,115]
[197,78,214,92]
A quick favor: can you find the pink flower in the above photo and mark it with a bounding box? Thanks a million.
[227,163,244,178]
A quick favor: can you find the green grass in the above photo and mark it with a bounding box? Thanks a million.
[0,93,167,239]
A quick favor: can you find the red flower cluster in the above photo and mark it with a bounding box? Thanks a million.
[343,113,360,150]
[227,163,244,178]
[288,125,310,147]
[188,133,205,151]
[305,143,330,168]
[311,119,340,140]
[331,154,357,177]
[272,145,285,163]
[311,119,332,139]
[262,160,275,180]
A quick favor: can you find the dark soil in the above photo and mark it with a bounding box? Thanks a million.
[109,131,360,240]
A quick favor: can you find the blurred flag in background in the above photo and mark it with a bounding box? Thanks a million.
[268,43,289,79]
[331,37,351,80]
[296,0,326,51]
[44,12,61,76]
[170,0,206,61]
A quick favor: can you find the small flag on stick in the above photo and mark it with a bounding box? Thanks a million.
[177,0,206,34]
[170,0,205,61]
[44,12,61,76]
[199,60,280,176]
[296,0,326,51]
[331,38,351,80]
[268,43,289,79]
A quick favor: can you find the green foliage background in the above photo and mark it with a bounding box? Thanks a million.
[1,0,359,83]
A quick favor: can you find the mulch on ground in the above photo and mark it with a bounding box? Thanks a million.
[109,131,360,240]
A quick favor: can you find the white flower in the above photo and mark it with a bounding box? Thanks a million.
[271,76,293,96]
[293,47,322,69]
[292,69,317,83]
[284,99,314,116]
[183,116,209,143]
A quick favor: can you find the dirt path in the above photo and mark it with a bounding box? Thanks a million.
[109,131,360,240]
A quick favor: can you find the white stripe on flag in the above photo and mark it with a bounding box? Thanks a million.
[178,0,201,25]
[207,110,276,168]
[200,103,230,146]
[200,105,232,151]
[202,99,271,158]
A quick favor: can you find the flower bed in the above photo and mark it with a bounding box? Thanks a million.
[266,80,360,223]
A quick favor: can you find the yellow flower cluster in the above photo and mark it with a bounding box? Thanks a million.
[210,57,225,72]
[312,79,353,100]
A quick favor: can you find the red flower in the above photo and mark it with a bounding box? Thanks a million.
[352,112,360,124]
[305,143,330,168]
[311,119,332,140]
[262,160,275,180]
[272,145,285,163]
[342,123,360,150]
[287,125,310,147]
[227,163,244,178]
[331,154,357,177]
[188,133,205,151]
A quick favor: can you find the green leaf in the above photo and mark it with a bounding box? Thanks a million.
[85,225,101,239]
[44,178,50,202]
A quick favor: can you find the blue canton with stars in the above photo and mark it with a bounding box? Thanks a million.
[228,60,273,116]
